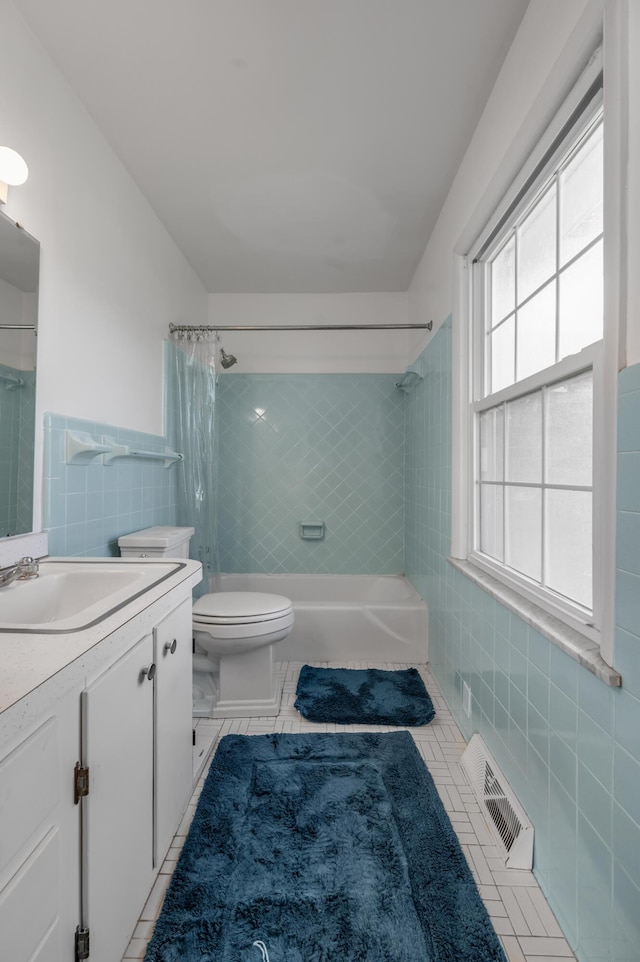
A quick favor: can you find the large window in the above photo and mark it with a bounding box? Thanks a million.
[468,80,604,639]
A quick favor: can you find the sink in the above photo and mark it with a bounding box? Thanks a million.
[0,560,184,633]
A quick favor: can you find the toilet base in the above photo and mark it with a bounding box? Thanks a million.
[199,646,284,718]
[209,668,284,718]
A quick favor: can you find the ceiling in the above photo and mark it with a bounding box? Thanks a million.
[16,0,529,294]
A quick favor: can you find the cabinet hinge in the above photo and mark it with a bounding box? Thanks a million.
[75,925,90,961]
[74,762,89,804]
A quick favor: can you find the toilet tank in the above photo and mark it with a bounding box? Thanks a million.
[118,525,195,559]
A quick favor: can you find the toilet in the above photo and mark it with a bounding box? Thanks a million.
[192,591,293,717]
[117,526,293,718]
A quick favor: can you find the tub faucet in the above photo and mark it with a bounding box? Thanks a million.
[0,556,39,588]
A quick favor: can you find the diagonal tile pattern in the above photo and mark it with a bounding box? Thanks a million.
[217,375,405,574]
[123,661,577,962]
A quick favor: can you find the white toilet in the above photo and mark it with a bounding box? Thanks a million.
[193,591,294,717]
[117,526,294,718]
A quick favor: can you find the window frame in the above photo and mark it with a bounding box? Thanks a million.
[451,45,619,668]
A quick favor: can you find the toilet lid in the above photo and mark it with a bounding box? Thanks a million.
[193,592,293,624]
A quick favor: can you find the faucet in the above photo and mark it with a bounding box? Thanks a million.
[0,556,40,588]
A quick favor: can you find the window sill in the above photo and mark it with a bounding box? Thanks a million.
[447,556,621,687]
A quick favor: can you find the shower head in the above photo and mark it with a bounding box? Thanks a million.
[220,348,238,369]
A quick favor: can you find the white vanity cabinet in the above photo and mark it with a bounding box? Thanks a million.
[81,598,194,962]
[154,598,193,865]
[0,684,80,962]
[0,560,200,962]
[82,632,156,962]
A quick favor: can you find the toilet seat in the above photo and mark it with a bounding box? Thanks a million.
[193,592,293,625]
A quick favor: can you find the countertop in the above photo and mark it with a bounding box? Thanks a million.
[0,557,202,740]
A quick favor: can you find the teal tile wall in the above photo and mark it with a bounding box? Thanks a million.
[405,318,640,961]
[217,374,405,574]
[43,413,178,556]
[0,365,35,535]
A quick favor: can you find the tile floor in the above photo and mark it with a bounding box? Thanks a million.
[123,662,576,962]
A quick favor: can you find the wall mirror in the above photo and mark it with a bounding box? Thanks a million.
[0,208,39,537]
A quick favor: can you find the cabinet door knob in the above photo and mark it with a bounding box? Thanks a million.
[163,638,178,655]
[140,663,156,682]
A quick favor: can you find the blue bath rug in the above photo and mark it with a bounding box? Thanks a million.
[143,731,506,962]
[294,665,436,726]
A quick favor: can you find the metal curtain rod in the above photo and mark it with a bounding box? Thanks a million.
[0,324,36,331]
[169,321,432,333]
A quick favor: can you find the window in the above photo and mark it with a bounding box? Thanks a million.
[467,71,605,643]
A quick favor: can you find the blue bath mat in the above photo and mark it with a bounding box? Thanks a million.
[144,732,506,962]
[294,665,436,725]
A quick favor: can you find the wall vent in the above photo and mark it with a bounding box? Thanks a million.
[461,734,534,869]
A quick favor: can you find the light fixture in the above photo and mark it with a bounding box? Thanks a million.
[0,147,29,205]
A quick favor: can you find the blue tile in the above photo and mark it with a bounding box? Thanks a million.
[614,628,640,698]
[614,745,640,824]
[613,802,640,891]
[577,711,613,787]
[616,510,640,575]
[618,364,640,396]
[615,690,640,763]
[578,668,614,735]
[617,391,640,452]
[615,570,640,638]
[550,685,578,750]
[578,761,612,847]
[617,453,640,512]
[550,733,576,797]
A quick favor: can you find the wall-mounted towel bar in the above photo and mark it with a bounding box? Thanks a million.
[65,429,182,467]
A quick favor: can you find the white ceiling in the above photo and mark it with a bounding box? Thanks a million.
[16,0,529,293]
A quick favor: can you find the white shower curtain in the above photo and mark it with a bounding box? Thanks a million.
[167,330,219,595]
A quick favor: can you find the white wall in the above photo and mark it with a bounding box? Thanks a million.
[208,292,411,373]
[407,0,605,355]
[0,0,208,528]
[624,0,640,365]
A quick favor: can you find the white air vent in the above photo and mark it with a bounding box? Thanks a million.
[461,735,534,869]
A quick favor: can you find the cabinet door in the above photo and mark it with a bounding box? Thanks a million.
[82,633,155,962]
[154,598,193,865]
[0,685,79,962]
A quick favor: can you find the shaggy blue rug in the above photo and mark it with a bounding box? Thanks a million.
[294,665,436,726]
[144,732,506,962]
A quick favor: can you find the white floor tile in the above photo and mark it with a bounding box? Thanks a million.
[121,660,577,962]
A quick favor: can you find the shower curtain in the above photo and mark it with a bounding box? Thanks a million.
[167,331,219,596]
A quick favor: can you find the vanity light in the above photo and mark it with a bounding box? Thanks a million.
[0,147,29,205]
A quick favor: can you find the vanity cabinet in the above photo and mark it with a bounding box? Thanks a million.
[81,597,193,962]
[0,685,80,962]
[0,572,198,962]
[82,632,155,962]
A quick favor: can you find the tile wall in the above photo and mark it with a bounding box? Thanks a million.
[216,373,405,574]
[404,317,640,962]
[0,365,35,536]
[42,413,178,556]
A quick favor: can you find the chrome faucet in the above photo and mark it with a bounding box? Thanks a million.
[0,556,40,588]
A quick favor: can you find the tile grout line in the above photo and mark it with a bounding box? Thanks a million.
[122,661,576,962]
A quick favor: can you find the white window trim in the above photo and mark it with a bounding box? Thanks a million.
[451,32,623,680]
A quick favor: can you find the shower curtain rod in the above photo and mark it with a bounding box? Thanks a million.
[169,321,432,333]
[0,324,36,331]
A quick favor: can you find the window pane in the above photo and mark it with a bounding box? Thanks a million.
[545,489,592,609]
[518,183,557,302]
[489,317,515,394]
[479,407,504,481]
[558,240,603,358]
[505,486,542,581]
[491,236,515,326]
[560,123,603,266]
[545,372,593,486]
[480,483,503,562]
[506,392,542,483]
[516,280,556,381]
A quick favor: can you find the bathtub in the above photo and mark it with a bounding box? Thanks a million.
[213,574,428,663]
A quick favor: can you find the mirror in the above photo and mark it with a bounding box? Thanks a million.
[0,209,39,537]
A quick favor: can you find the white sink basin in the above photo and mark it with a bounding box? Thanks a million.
[0,560,183,632]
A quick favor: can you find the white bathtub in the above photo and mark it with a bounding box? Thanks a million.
[213,574,429,663]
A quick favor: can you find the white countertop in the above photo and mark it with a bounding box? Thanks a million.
[0,557,202,737]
